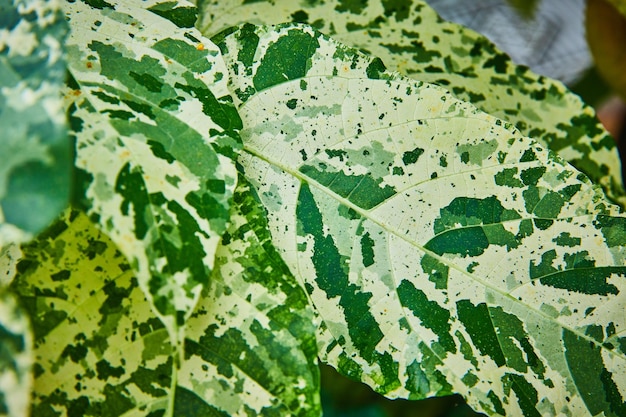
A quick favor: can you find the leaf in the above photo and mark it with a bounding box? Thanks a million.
[0,290,32,417]
[63,0,242,343]
[0,0,72,245]
[197,0,626,207]
[12,198,319,416]
[216,23,626,416]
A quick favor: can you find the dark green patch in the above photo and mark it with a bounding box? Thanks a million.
[421,254,449,289]
[80,0,114,9]
[519,149,537,162]
[495,168,523,188]
[552,232,581,247]
[115,163,150,240]
[520,166,545,186]
[360,232,375,267]
[456,300,506,367]
[382,0,413,21]
[366,57,387,79]
[483,53,509,74]
[297,183,383,361]
[299,165,396,210]
[235,23,260,71]
[286,98,298,109]
[96,359,125,380]
[433,196,521,234]
[129,71,163,93]
[594,216,626,247]
[335,0,368,14]
[532,191,564,218]
[402,147,425,165]
[505,373,541,417]
[51,270,71,282]
[147,140,175,163]
[564,329,626,417]
[254,30,320,91]
[540,267,622,296]
[425,227,489,257]
[398,280,455,352]
[148,3,197,28]
[490,307,546,378]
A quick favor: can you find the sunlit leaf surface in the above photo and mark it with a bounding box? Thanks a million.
[216,23,626,416]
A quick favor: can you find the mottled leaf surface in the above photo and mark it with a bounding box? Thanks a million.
[11,201,319,416]
[197,0,625,206]
[217,23,626,416]
[64,0,242,342]
[0,0,71,245]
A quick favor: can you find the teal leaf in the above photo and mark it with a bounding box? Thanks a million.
[216,23,626,416]
[0,0,71,244]
[63,0,242,343]
[197,0,626,207]
[12,202,319,416]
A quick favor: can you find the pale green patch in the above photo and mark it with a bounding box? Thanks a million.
[64,0,242,346]
[216,23,626,416]
[197,0,626,207]
[0,0,71,245]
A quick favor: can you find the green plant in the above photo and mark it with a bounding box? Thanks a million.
[1,0,625,416]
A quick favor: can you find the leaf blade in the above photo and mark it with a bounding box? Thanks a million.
[217,23,626,416]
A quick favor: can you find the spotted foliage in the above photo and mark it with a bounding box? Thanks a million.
[216,23,626,416]
[64,0,242,344]
[196,0,626,207]
[10,199,319,416]
[0,0,71,246]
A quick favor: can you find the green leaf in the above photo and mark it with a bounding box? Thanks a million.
[0,290,32,417]
[216,23,626,416]
[197,0,626,207]
[63,0,242,343]
[0,0,72,244]
[12,199,319,416]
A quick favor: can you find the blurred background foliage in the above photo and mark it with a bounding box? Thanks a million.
[320,0,626,415]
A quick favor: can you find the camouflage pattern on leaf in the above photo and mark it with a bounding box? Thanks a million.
[0,290,32,417]
[217,23,626,416]
[64,0,242,343]
[12,203,319,416]
[0,0,71,246]
[197,0,626,206]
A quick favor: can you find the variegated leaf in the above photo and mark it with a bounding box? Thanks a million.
[196,0,626,207]
[216,23,626,416]
[0,290,32,417]
[64,0,242,343]
[0,0,71,246]
[12,200,319,416]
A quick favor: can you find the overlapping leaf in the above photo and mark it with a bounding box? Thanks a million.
[11,197,319,416]
[0,0,71,246]
[216,23,626,416]
[63,0,242,343]
[196,0,626,206]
